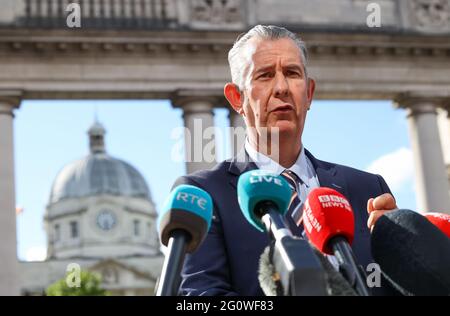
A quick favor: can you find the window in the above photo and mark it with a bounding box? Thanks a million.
[70,221,78,238]
[54,224,60,242]
[133,220,140,237]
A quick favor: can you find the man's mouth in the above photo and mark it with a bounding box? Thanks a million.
[270,104,294,113]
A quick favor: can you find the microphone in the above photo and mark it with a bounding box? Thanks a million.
[424,212,450,239]
[156,184,213,296]
[258,243,357,296]
[238,170,328,296]
[302,187,370,296]
[371,209,450,296]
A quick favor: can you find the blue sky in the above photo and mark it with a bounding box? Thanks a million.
[14,99,416,261]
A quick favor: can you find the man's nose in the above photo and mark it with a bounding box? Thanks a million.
[273,72,289,98]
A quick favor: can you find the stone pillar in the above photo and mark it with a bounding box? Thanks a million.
[0,91,21,295]
[228,109,246,158]
[447,108,450,185]
[172,91,219,174]
[395,95,450,213]
[441,106,450,185]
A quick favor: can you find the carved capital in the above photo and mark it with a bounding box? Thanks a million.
[171,89,226,113]
[0,90,22,116]
[394,93,450,117]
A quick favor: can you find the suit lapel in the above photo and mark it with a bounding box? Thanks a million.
[228,148,258,189]
[305,149,349,199]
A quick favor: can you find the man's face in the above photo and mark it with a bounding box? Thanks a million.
[241,38,314,144]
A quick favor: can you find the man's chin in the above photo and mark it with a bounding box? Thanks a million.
[268,121,297,135]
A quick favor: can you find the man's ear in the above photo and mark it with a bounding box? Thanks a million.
[224,83,244,115]
[306,78,316,110]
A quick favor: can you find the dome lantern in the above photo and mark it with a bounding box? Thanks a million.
[88,120,106,154]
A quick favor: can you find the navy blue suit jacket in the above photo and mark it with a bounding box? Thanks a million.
[174,149,394,296]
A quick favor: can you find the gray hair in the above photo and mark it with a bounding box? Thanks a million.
[228,25,309,91]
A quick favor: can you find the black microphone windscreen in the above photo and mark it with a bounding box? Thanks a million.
[371,209,450,295]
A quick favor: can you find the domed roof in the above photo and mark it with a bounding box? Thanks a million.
[49,121,151,204]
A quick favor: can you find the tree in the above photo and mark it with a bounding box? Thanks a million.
[46,270,110,296]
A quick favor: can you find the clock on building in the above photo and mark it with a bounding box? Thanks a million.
[96,210,117,231]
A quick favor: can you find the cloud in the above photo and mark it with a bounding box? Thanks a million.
[366,148,414,192]
[25,246,47,262]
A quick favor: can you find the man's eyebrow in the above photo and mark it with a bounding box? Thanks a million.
[284,64,303,71]
[253,65,274,74]
[252,64,304,76]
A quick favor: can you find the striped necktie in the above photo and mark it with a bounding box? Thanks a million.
[281,170,304,237]
[282,170,340,270]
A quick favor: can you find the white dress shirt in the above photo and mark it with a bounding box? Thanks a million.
[244,138,320,203]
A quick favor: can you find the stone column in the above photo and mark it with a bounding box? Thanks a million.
[447,108,450,186]
[228,108,246,158]
[172,91,219,174]
[395,95,450,213]
[0,91,21,295]
[441,105,450,185]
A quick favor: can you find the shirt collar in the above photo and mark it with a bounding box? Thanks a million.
[244,138,312,185]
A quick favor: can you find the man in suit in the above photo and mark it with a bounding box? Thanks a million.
[174,25,398,295]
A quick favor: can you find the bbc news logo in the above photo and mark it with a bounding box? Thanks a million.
[318,194,352,211]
